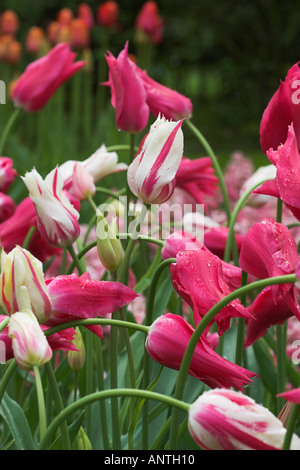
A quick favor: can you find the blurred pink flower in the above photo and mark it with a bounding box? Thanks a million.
[135,1,163,45]
[12,43,85,112]
[0,157,17,193]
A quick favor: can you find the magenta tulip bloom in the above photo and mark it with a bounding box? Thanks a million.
[12,43,85,112]
[0,157,17,193]
[277,387,300,404]
[146,314,256,391]
[136,68,192,121]
[161,231,205,260]
[188,388,300,450]
[45,272,138,338]
[254,124,300,221]
[170,249,253,336]
[239,218,300,316]
[127,115,184,204]
[260,63,300,153]
[104,41,150,133]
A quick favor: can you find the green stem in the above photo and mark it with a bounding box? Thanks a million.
[0,316,9,333]
[185,118,231,224]
[142,257,177,449]
[0,108,21,155]
[45,362,71,450]
[168,273,297,449]
[38,388,189,450]
[67,244,84,276]
[94,338,110,449]
[235,270,248,366]
[33,364,47,441]
[282,403,300,450]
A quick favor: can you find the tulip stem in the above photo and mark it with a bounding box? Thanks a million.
[33,364,47,441]
[223,179,270,264]
[0,108,21,155]
[235,270,248,367]
[282,403,300,450]
[38,388,190,450]
[168,273,297,449]
[67,244,84,276]
[185,119,231,224]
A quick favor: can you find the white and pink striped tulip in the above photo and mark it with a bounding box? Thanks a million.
[127,115,184,204]
[188,388,300,450]
[21,167,80,247]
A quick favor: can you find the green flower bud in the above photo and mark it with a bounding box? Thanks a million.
[96,210,123,273]
[68,327,85,371]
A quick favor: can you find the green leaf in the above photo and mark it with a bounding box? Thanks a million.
[253,339,277,395]
[0,392,37,450]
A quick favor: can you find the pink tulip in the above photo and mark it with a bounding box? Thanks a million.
[170,249,253,336]
[136,68,192,121]
[135,1,163,45]
[146,314,257,391]
[70,162,96,200]
[188,388,300,450]
[0,193,16,222]
[22,167,80,248]
[203,226,244,259]
[127,115,184,204]
[161,231,204,260]
[254,124,300,221]
[260,63,300,153]
[12,43,85,112]
[244,286,294,348]
[0,157,17,193]
[104,41,150,133]
[239,218,300,317]
[277,387,300,404]
[45,272,138,338]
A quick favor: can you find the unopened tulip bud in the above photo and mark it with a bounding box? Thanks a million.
[96,211,123,273]
[97,1,119,28]
[76,426,92,450]
[71,162,95,200]
[9,310,53,371]
[0,10,19,35]
[68,327,86,371]
[188,388,300,450]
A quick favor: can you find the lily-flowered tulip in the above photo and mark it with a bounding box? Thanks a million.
[0,157,17,193]
[8,310,53,371]
[239,218,300,318]
[22,167,80,248]
[127,115,184,204]
[60,144,127,195]
[170,249,252,336]
[0,314,76,363]
[188,388,300,450]
[104,41,149,133]
[136,68,192,121]
[0,246,52,324]
[146,314,256,391]
[260,63,300,153]
[12,43,85,112]
[254,124,300,221]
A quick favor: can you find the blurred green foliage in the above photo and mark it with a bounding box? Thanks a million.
[2,0,300,161]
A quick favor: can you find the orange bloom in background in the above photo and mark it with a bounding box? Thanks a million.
[57,7,74,26]
[26,26,46,55]
[70,18,90,49]
[0,10,19,36]
[77,3,94,29]
[97,1,119,28]
[47,21,61,44]
[0,35,22,65]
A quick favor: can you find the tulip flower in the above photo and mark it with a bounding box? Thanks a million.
[170,249,253,336]
[136,68,193,121]
[97,1,119,28]
[0,314,76,363]
[127,115,184,204]
[254,124,300,221]
[68,327,86,371]
[135,1,163,45]
[260,63,300,153]
[77,3,94,29]
[0,193,15,222]
[161,231,204,260]
[8,310,53,371]
[12,43,85,112]
[25,27,46,55]
[60,143,127,194]
[21,167,80,248]
[0,10,19,35]
[239,218,300,317]
[96,211,123,273]
[146,314,257,391]
[0,157,17,193]
[188,388,300,450]
[0,246,52,324]
[70,162,96,200]
[104,41,149,133]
